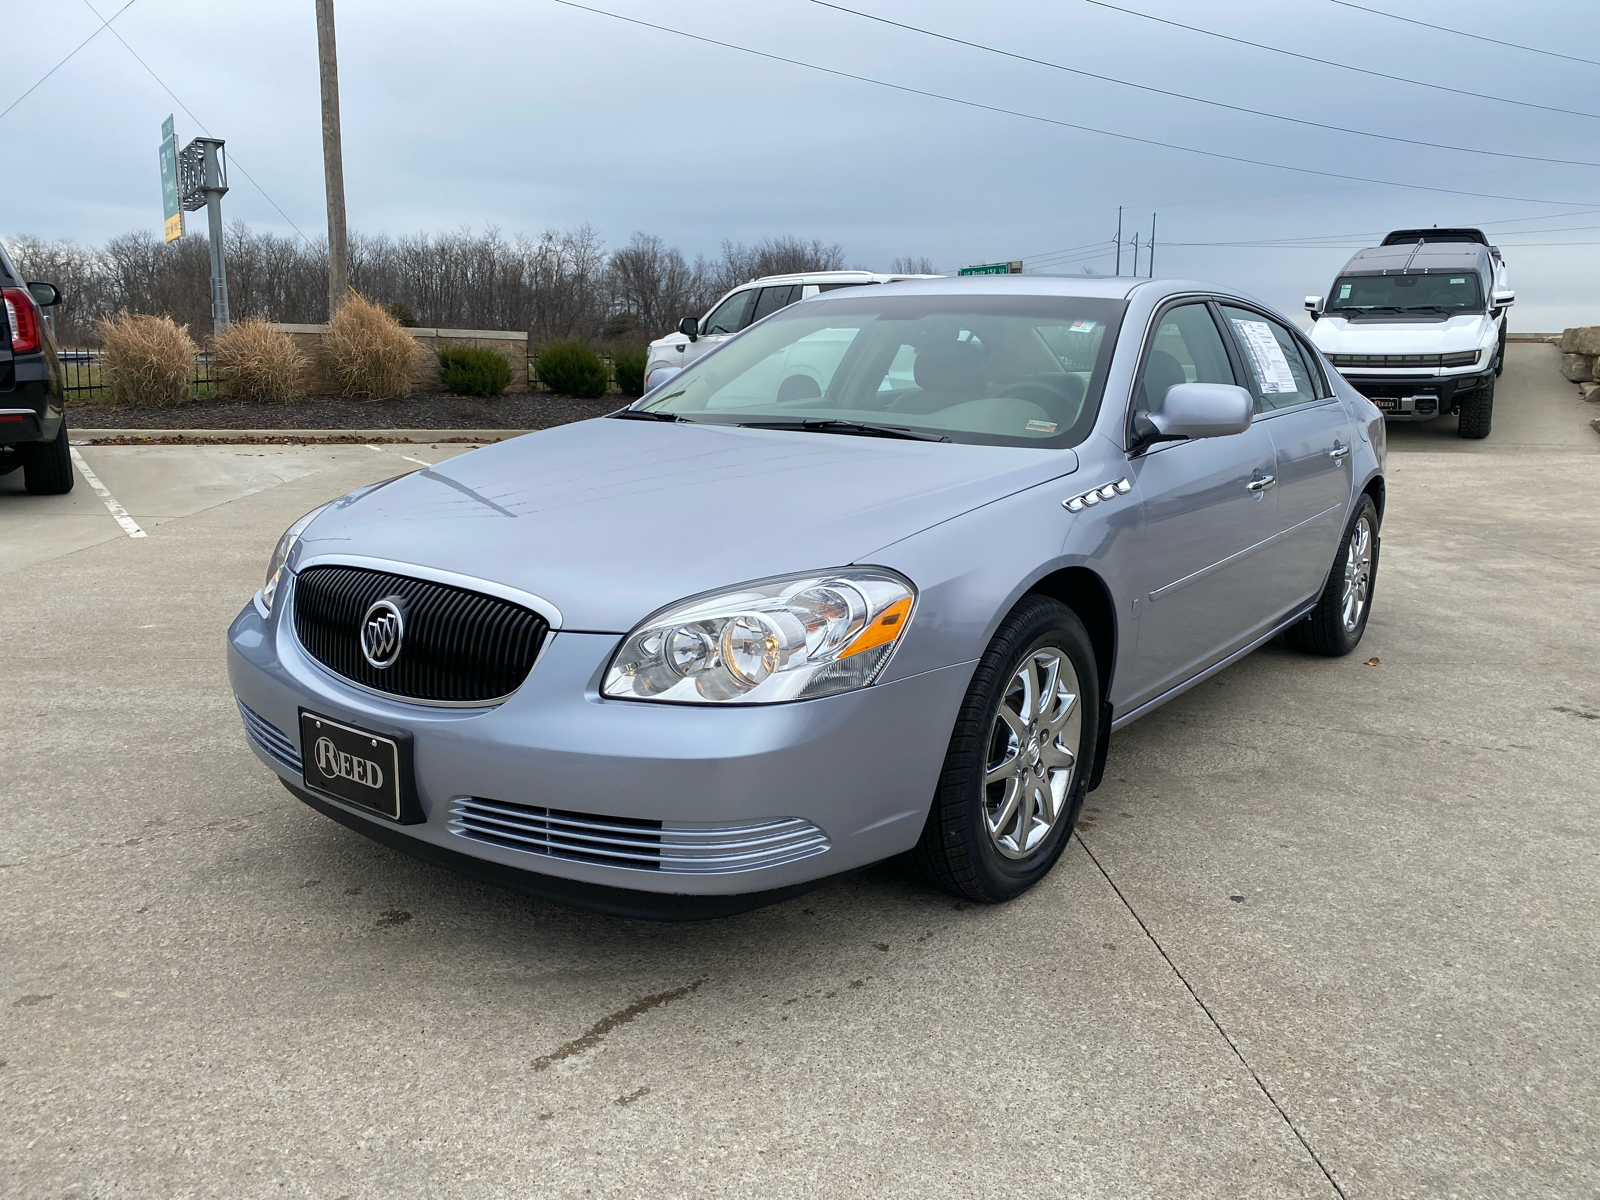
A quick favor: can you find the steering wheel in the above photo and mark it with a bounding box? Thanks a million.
[997,376,1083,424]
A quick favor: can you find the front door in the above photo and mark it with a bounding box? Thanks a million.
[1125,302,1282,710]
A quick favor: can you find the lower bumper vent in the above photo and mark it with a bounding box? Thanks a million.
[237,699,302,773]
[448,797,829,875]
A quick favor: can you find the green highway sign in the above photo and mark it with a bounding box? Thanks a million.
[159,115,184,243]
[959,261,1022,276]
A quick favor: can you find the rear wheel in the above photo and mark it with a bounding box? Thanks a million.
[22,418,74,495]
[1285,495,1378,657]
[1457,376,1493,440]
[907,596,1099,903]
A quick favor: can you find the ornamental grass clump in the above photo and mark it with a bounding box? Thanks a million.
[611,343,648,396]
[437,346,513,397]
[322,291,421,397]
[211,318,306,405]
[535,339,610,399]
[95,312,196,407]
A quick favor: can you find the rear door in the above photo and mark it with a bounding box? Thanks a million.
[1218,304,1352,622]
[1124,300,1282,711]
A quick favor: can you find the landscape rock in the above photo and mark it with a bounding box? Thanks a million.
[1560,353,1596,382]
[1581,381,1600,402]
[1559,325,1600,355]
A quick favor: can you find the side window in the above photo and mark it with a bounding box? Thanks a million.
[702,289,756,335]
[1220,305,1318,411]
[750,284,799,323]
[1133,303,1234,419]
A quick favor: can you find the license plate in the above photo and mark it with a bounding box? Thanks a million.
[1372,397,1399,412]
[300,711,403,821]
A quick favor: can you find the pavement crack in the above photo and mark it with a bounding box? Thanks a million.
[531,977,706,1072]
[1074,834,1348,1200]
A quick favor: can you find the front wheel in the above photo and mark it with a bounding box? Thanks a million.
[906,596,1100,903]
[1457,377,1493,440]
[1285,495,1378,657]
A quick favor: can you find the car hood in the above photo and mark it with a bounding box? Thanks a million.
[293,418,1080,631]
[1310,312,1494,355]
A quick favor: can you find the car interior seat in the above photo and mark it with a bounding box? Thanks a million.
[1140,349,1189,413]
[886,339,991,413]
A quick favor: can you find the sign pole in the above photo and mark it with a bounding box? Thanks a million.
[316,0,350,319]
[179,137,231,332]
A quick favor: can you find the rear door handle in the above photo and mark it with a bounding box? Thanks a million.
[1246,474,1276,493]
[1330,444,1350,462]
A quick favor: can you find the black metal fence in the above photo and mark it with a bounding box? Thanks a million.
[58,350,221,403]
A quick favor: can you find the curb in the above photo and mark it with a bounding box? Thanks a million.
[73,428,532,445]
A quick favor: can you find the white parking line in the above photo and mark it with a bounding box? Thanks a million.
[364,444,385,453]
[69,448,147,539]
[400,455,431,468]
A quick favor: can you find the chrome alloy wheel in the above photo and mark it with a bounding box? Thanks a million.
[983,647,1082,860]
[1342,515,1375,634]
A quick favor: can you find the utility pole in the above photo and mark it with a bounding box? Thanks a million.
[1131,232,1140,277]
[316,0,349,320]
[1115,206,1122,276]
[1149,213,1157,278]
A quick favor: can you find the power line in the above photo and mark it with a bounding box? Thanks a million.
[550,1,1597,209]
[810,1,1600,169]
[1327,0,1600,69]
[79,0,316,248]
[1083,0,1600,122]
[0,0,140,124]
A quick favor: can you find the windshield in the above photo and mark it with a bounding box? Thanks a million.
[1328,272,1483,315]
[638,293,1125,448]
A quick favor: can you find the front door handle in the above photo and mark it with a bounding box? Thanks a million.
[1330,444,1350,462]
[1246,474,1276,493]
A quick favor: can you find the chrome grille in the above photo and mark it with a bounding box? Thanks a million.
[448,797,830,875]
[292,565,548,705]
[237,699,302,773]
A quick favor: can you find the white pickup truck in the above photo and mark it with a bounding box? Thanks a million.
[644,270,938,391]
[1306,228,1514,439]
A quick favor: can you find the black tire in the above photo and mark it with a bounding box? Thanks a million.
[1457,376,1493,440]
[1285,494,1379,657]
[906,595,1101,903]
[22,417,74,495]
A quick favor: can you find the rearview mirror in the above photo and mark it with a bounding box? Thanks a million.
[27,281,61,308]
[1304,295,1323,317]
[645,366,682,393]
[677,316,699,342]
[1491,289,1515,308]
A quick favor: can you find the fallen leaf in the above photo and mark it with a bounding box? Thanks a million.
[1365,657,1381,666]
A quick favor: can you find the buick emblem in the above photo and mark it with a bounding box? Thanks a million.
[360,598,405,669]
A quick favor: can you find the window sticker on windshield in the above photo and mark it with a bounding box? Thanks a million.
[1025,419,1058,434]
[1068,319,1097,333]
[1450,277,1466,284]
[1338,284,1351,300]
[1232,319,1297,394]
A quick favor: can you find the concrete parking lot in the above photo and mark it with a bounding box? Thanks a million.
[2,342,1596,1199]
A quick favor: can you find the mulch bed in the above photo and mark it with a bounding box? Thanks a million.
[65,391,624,430]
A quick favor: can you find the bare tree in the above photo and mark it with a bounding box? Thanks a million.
[890,255,935,275]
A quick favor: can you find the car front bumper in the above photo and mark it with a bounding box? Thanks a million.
[1338,370,1493,421]
[226,586,973,914]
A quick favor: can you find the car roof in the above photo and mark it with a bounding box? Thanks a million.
[1381,227,1489,246]
[802,273,1243,303]
[740,270,941,287]
[1339,242,1491,276]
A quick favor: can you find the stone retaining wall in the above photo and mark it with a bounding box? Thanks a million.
[274,324,529,394]
[1557,327,1600,402]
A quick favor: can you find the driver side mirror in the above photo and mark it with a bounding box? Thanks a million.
[1131,383,1253,454]
[1490,289,1515,309]
[678,316,699,342]
[1303,295,1323,318]
[27,282,61,308]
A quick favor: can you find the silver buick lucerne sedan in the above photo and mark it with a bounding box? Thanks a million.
[227,276,1384,919]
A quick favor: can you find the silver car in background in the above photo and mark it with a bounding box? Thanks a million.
[227,276,1385,919]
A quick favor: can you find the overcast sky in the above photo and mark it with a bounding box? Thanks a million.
[6,0,1598,329]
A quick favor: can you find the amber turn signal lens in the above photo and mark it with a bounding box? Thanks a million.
[841,596,912,659]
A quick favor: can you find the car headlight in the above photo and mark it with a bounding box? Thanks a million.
[260,504,329,611]
[1440,350,1481,368]
[603,568,916,704]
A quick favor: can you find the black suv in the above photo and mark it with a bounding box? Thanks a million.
[0,239,71,494]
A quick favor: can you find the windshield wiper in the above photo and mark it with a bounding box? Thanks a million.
[608,408,694,423]
[738,418,950,443]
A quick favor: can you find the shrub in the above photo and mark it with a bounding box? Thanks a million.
[612,344,648,395]
[321,292,421,397]
[438,346,513,397]
[95,312,196,407]
[211,318,306,404]
[385,300,418,327]
[535,339,610,399]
